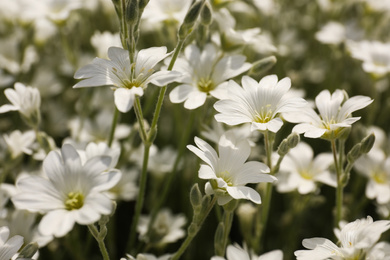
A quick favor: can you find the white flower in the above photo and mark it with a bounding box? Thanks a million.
[288,89,373,139]
[211,243,283,260]
[107,168,138,202]
[11,144,121,237]
[214,75,307,133]
[0,83,41,125]
[187,134,275,205]
[137,209,186,245]
[121,253,171,260]
[3,130,36,158]
[354,148,390,204]
[142,0,192,25]
[169,44,251,110]
[294,216,390,260]
[0,226,24,260]
[367,242,390,260]
[74,46,180,113]
[315,21,346,45]
[347,40,390,77]
[276,142,336,194]
[90,31,122,59]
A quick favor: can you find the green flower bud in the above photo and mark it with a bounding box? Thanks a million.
[17,242,38,259]
[183,1,203,26]
[190,183,203,210]
[360,133,375,154]
[347,143,361,163]
[138,0,149,10]
[287,132,300,148]
[126,0,139,25]
[249,56,277,76]
[200,1,213,26]
[277,139,289,156]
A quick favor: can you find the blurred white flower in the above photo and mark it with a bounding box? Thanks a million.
[0,226,24,260]
[276,142,336,194]
[0,83,41,126]
[74,46,180,113]
[214,75,306,133]
[3,130,36,158]
[211,243,283,260]
[295,216,390,260]
[107,168,138,202]
[367,242,390,259]
[315,21,345,45]
[288,89,372,139]
[121,253,171,260]
[354,148,390,204]
[12,144,121,237]
[347,40,390,77]
[137,209,186,246]
[142,0,192,25]
[169,44,251,110]
[90,31,122,59]
[187,134,275,205]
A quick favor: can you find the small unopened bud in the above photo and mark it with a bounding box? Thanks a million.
[360,133,375,154]
[347,143,361,163]
[249,56,277,76]
[183,1,203,26]
[190,183,203,210]
[287,132,300,148]
[277,139,289,156]
[17,242,38,259]
[200,1,212,26]
[199,195,211,217]
[126,0,139,25]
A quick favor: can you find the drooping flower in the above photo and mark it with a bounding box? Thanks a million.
[294,216,390,260]
[12,144,121,237]
[0,226,24,260]
[187,134,275,205]
[214,75,307,133]
[276,142,336,194]
[169,44,251,110]
[74,46,180,113]
[287,89,373,139]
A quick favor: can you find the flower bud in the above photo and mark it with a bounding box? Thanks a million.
[249,56,277,76]
[16,242,38,259]
[126,0,139,25]
[183,1,203,27]
[190,183,203,210]
[360,133,375,154]
[200,1,212,26]
[287,132,300,148]
[347,143,361,163]
[277,139,289,156]
[138,0,149,10]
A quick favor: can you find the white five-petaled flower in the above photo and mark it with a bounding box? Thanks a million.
[0,226,24,260]
[347,40,390,77]
[276,142,336,194]
[294,216,390,260]
[286,89,373,139]
[214,75,307,133]
[74,46,180,113]
[169,44,252,110]
[12,144,121,237]
[0,82,41,126]
[187,134,275,205]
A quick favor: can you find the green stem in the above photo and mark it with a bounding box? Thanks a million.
[127,143,151,252]
[171,197,217,260]
[108,108,120,148]
[134,97,148,143]
[331,139,343,227]
[219,209,235,256]
[88,225,110,260]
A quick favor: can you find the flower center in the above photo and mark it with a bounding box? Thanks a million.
[372,171,387,184]
[219,171,233,186]
[299,170,313,180]
[254,105,273,123]
[65,192,84,210]
[197,78,215,93]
